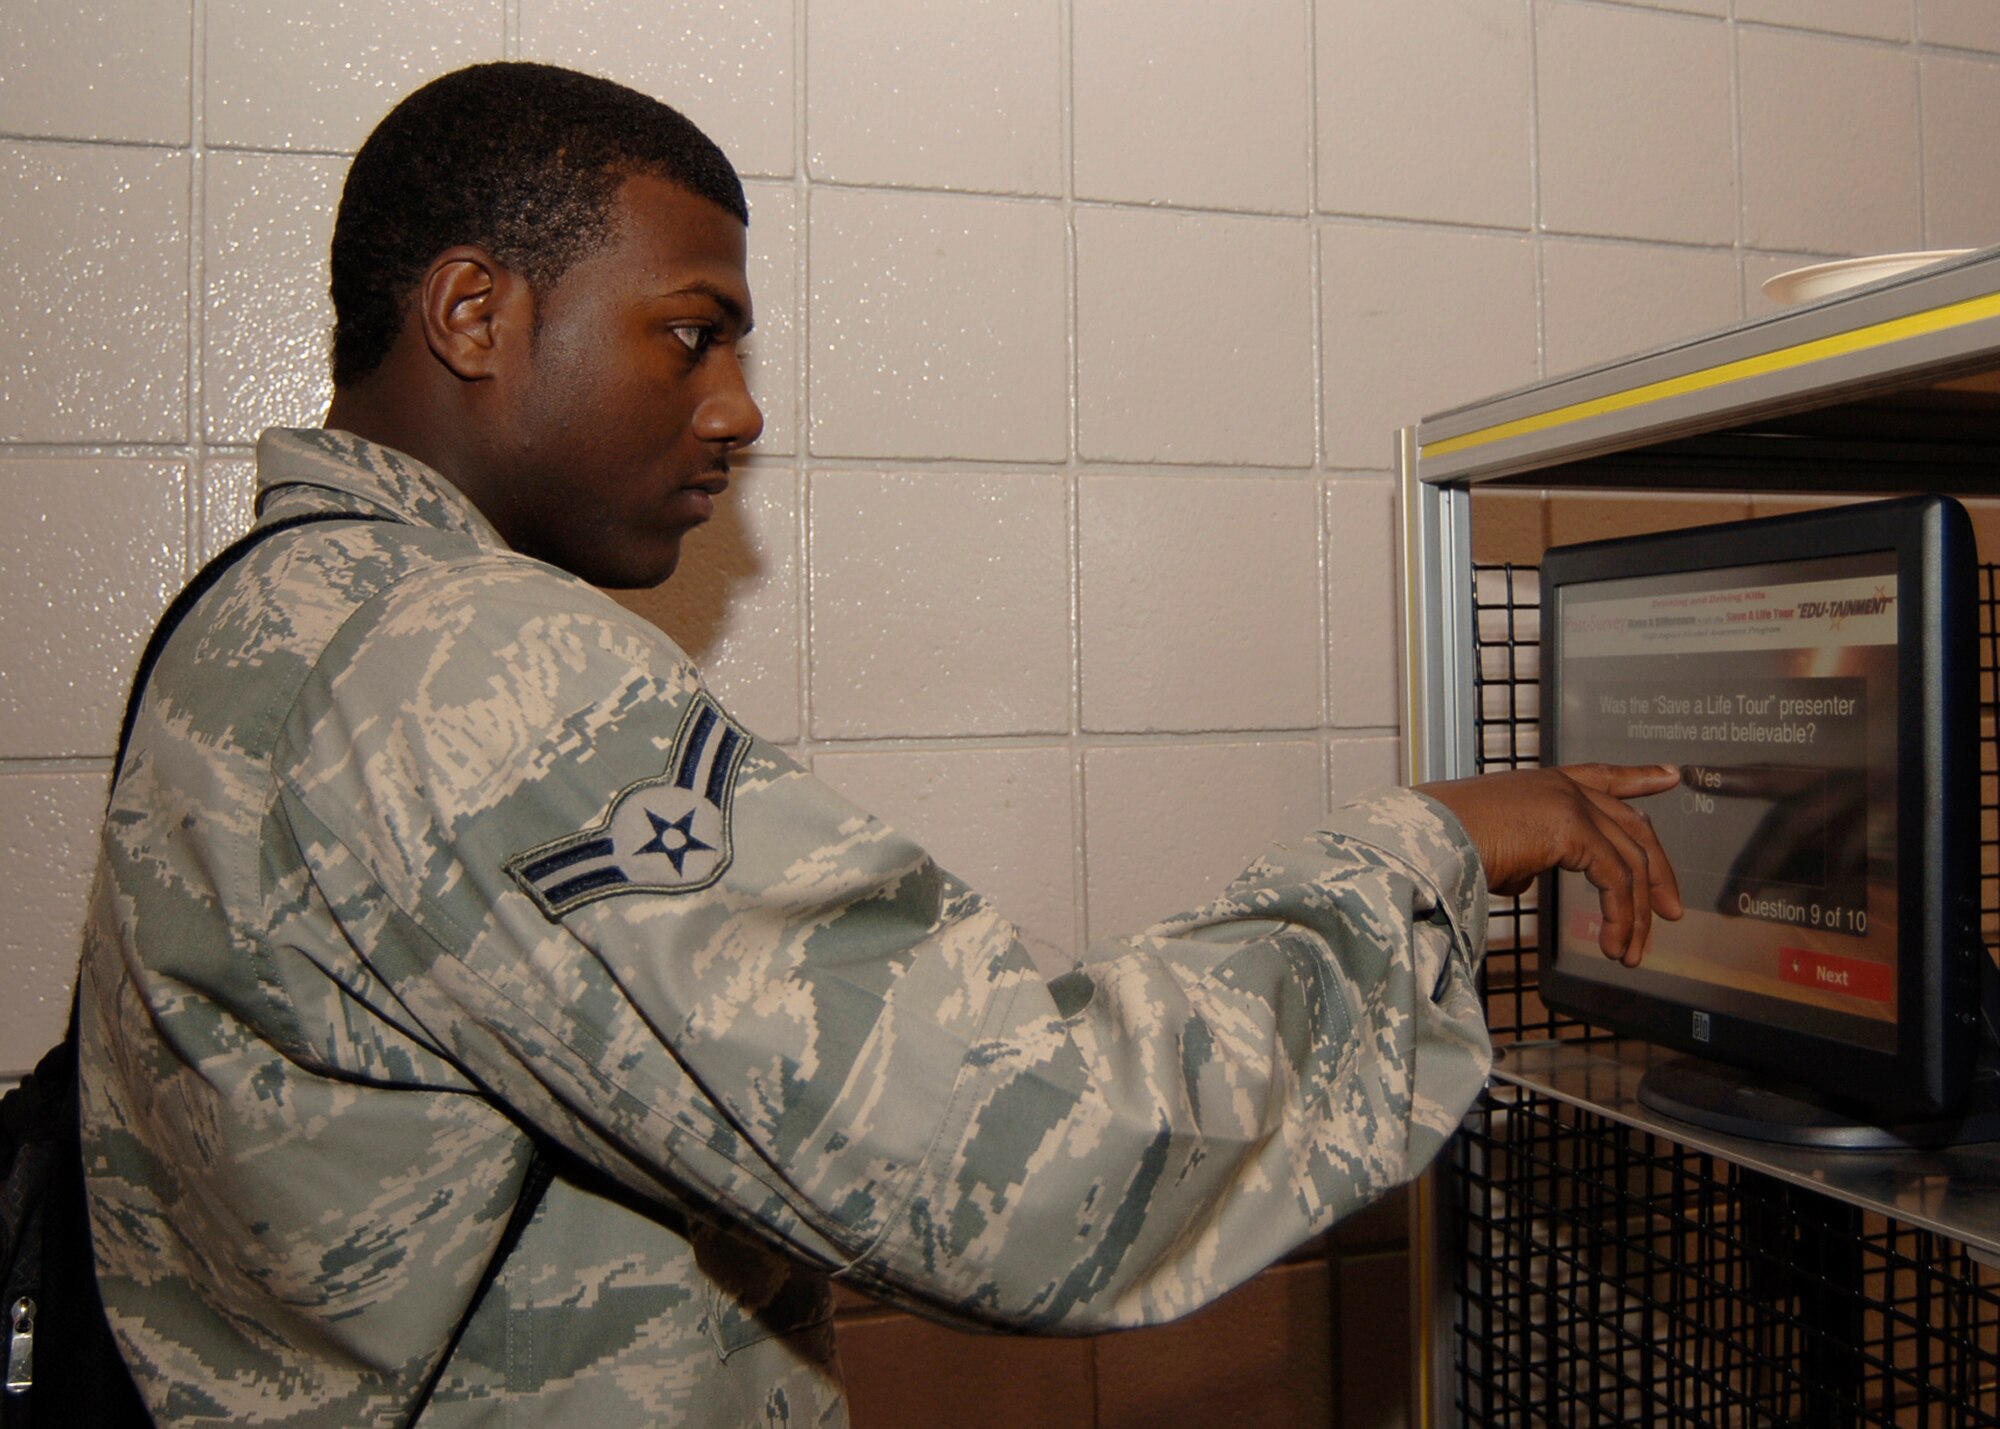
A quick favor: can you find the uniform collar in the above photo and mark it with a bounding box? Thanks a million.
[254,427,508,548]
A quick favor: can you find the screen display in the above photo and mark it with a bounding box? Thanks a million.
[1552,550,1900,1054]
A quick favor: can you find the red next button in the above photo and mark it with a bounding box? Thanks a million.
[1778,947,1893,1004]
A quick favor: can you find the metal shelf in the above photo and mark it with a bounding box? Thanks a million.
[1416,246,2000,490]
[1493,1039,2000,1266]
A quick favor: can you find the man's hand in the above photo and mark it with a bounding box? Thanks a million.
[1418,764,1684,967]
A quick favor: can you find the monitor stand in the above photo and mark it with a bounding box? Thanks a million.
[1641,945,2000,1151]
[1637,1055,2000,1149]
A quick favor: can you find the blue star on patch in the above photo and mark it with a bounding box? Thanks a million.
[636,807,713,874]
[505,692,751,918]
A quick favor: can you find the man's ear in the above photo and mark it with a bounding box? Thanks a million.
[418,245,531,381]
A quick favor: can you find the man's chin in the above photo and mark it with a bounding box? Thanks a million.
[586,541,683,591]
[601,562,679,591]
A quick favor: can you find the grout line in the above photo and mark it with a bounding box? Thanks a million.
[793,0,814,763]
[3,444,1372,478]
[1915,39,2000,61]
[790,451,1325,475]
[796,728,1378,755]
[1302,0,1319,227]
[1060,0,1089,961]
[1304,0,1336,812]
[1526,0,1547,383]
[1314,297,1331,740]
[1066,477,1086,959]
[0,132,195,151]
[0,442,208,459]
[0,758,118,777]
[1318,476,1333,813]
[1523,228,1744,255]
[1302,0,1326,470]
[793,171,1318,220]
[1731,15,1923,52]
[1912,0,1930,250]
[177,138,356,158]
[1062,10,1080,478]
[187,0,208,569]
[778,174,1068,204]
[1521,0,1551,656]
[1304,0,1331,795]
[1728,0,1748,320]
[0,441,1343,478]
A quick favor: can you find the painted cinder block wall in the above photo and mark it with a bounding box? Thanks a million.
[7,0,2000,1423]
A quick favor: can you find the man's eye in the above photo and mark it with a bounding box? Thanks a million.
[670,326,713,354]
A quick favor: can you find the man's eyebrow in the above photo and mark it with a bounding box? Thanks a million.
[655,279,750,328]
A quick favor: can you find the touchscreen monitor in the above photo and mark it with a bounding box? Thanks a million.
[1536,494,1979,1133]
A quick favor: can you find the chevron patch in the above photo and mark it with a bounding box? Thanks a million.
[506,693,751,918]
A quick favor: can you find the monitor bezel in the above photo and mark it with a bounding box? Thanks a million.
[1534,494,1978,1124]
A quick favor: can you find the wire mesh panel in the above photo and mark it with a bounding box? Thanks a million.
[1451,561,2000,1429]
[1456,1091,2000,1428]
[1470,563,1598,1048]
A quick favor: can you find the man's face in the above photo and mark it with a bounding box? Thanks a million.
[485,173,762,588]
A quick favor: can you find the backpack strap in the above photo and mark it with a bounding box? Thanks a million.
[113,509,394,785]
[32,510,398,1427]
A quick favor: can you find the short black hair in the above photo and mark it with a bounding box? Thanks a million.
[329,62,748,386]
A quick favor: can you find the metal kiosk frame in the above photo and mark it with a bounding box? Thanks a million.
[1401,248,2000,1429]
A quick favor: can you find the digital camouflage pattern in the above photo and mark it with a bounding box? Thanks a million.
[78,428,1493,1426]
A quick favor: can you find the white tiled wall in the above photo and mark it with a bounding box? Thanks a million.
[1738,26,1923,254]
[6,0,2000,1070]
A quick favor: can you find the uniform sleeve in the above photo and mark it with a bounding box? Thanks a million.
[277,564,1490,1333]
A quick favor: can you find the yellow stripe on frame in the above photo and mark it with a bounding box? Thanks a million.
[1420,288,2000,462]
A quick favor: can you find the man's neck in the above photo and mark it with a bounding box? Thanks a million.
[324,384,421,463]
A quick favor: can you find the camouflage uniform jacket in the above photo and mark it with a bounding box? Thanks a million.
[79,427,1493,1427]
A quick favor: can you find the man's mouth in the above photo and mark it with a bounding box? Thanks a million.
[677,468,729,524]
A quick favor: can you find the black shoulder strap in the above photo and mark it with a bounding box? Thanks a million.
[104,507,551,1425]
[43,510,397,1427]
[112,509,393,785]
[90,507,553,1424]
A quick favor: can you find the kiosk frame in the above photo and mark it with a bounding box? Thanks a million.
[1403,248,2000,1429]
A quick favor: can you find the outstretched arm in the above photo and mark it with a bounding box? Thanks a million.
[276,570,1506,1334]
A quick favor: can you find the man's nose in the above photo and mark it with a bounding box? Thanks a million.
[695,358,764,448]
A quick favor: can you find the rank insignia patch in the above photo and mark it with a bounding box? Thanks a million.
[507,693,751,918]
